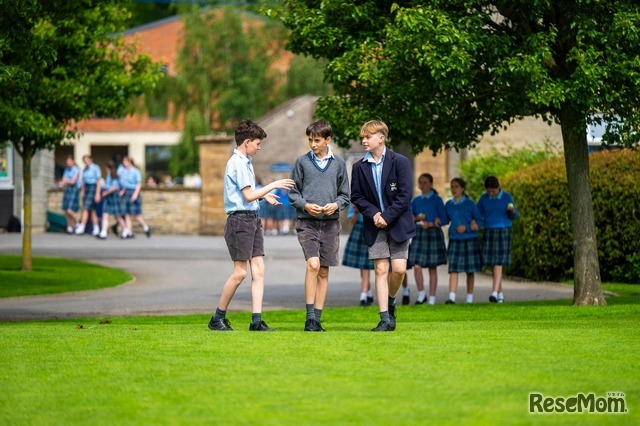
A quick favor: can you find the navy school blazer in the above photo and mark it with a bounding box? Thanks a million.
[350,149,416,246]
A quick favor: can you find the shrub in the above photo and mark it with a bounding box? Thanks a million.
[459,141,558,200]
[503,149,640,282]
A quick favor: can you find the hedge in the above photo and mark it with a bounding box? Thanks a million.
[502,149,640,282]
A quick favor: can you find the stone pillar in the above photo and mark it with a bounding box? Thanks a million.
[197,134,234,235]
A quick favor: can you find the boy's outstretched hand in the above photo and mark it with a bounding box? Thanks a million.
[274,179,295,189]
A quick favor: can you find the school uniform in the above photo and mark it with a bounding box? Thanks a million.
[102,175,123,216]
[61,165,81,212]
[289,147,350,266]
[224,149,263,261]
[120,166,143,216]
[350,148,415,247]
[81,162,102,210]
[445,195,483,273]
[408,191,448,268]
[342,205,374,270]
[477,190,519,267]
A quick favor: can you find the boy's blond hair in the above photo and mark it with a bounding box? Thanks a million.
[359,120,388,138]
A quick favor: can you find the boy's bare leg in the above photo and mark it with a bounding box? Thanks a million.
[374,258,390,312]
[249,256,265,313]
[305,257,321,305]
[315,266,329,309]
[218,260,248,310]
[390,258,407,297]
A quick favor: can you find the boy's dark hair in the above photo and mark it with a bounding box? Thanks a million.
[235,118,267,146]
[484,175,500,189]
[305,120,332,139]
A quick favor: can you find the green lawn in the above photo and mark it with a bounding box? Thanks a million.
[0,255,132,297]
[1,300,638,425]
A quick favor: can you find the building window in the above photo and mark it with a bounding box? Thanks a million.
[145,145,172,178]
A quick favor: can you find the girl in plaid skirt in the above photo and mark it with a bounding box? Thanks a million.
[408,173,448,305]
[342,204,375,306]
[96,161,125,240]
[444,178,483,304]
[60,155,80,234]
[477,176,519,303]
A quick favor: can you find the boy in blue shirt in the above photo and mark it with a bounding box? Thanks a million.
[477,175,519,303]
[209,119,295,332]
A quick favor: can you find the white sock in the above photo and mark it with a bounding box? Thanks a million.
[91,228,100,236]
[367,290,374,298]
[99,231,107,238]
[360,292,367,301]
[466,294,474,303]
[498,292,504,300]
[402,287,410,296]
[143,225,149,232]
[75,224,85,234]
[428,296,436,305]
[491,291,498,298]
[449,292,456,302]
[66,226,73,233]
[418,290,426,301]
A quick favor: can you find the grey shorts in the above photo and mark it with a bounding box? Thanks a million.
[224,212,264,261]
[369,229,410,260]
[295,219,341,267]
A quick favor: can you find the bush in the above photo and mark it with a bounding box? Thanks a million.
[503,149,640,282]
[459,141,558,200]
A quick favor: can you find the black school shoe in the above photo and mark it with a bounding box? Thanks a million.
[110,224,119,236]
[366,296,374,305]
[304,318,325,332]
[489,295,498,303]
[208,317,233,331]
[249,320,274,332]
[371,321,393,332]
[145,227,152,238]
[402,295,410,305]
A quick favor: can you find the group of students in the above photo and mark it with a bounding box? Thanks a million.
[344,173,519,307]
[59,155,151,240]
[209,117,518,333]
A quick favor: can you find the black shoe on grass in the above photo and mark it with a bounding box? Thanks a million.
[304,318,322,332]
[371,321,393,332]
[249,320,274,332]
[208,317,233,331]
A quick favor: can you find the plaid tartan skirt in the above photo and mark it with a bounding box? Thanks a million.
[103,193,124,216]
[341,221,374,270]
[62,186,79,212]
[447,238,482,273]
[81,184,98,210]
[122,189,143,216]
[408,227,447,268]
[481,227,512,267]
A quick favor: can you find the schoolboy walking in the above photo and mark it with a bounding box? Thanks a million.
[408,173,448,305]
[60,155,81,234]
[75,155,101,236]
[444,177,483,304]
[350,120,415,332]
[208,118,295,332]
[477,175,519,303]
[289,120,350,332]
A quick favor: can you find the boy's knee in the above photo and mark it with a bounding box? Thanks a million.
[306,258,321,272]
[233,268,248,281]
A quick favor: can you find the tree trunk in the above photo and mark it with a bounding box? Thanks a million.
[21,150,33,272]
[559,106,606,305]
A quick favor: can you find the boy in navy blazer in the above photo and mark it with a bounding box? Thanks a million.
[351,120,415,331]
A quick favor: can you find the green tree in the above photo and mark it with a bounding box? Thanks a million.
[275,0,640,305]
[168,6,284,177]
[282,55,333,98]
[0,0,161,271]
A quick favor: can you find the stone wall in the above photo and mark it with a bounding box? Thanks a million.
[47,187,201,235]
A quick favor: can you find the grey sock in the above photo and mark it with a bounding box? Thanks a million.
[251,313,262,324]
[306,304,315,320]
[314,308,323,322]
[213,308,226,321]
[379,311,390,323]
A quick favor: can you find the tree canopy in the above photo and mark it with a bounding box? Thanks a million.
[274,0,640,305]
[0,0,162,270]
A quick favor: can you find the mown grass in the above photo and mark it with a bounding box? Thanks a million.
[0,255,132,297]
[1,300,638,425]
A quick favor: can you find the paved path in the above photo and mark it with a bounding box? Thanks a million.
[0,233,573,320]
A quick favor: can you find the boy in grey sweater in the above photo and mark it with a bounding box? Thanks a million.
[289,120,350,331]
